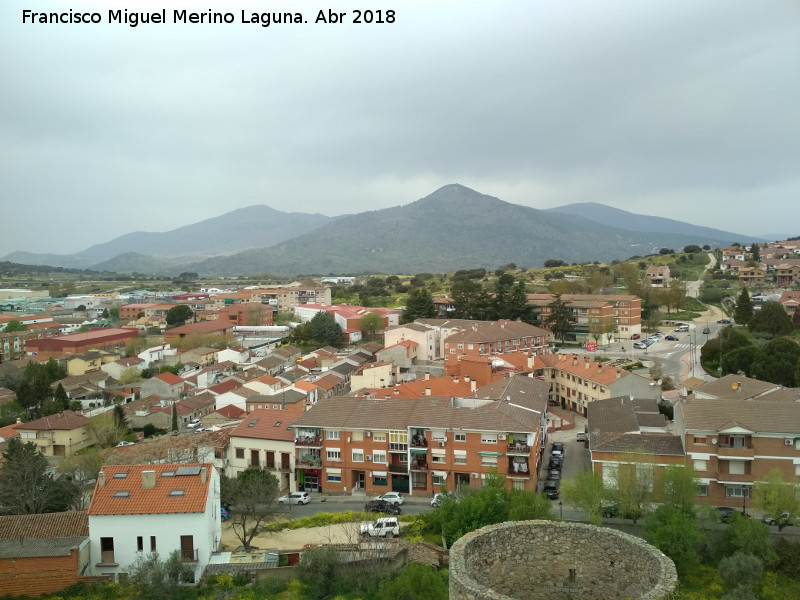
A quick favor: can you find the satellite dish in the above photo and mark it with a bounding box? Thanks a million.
[657,379,662,385]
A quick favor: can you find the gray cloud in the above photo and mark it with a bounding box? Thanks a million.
[1,0,798,256]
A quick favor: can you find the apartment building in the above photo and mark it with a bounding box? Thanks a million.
[118,303,172,321]
[533,354,660,416]
[674,394,800,509]
[443,320,549,377]
[291,375,549,496]
[526,294,642,341]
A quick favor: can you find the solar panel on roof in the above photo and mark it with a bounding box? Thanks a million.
[175,466,201,476]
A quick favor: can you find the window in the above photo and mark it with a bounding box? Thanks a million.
[235,448,244,460]
[373,475,388,486]
[150,536,156,552]
[326,468,341,482]
[453,449,467,465]
[697,484,708,497]
[512,480,525,491]
[725,485,750,499]
[272,404,278,410]
[454,433,466,442]
[729,461,745,475]
[693,459,707,471]
[693,436,707,444]
[266,451,275,469]
[450,348,456,354]
[352,450,364,462]
[373,451,387,464]
[326,430,340,440]
[326,449,341,461]
[100,537,115,564]
[432,473,445,486]
[373,432,386,443]
[137,536,143,552]
[481,456,498,467]
[481,433,497,444]
[431,449,446,464]
[467,344,474,350]
[457,343,463,350]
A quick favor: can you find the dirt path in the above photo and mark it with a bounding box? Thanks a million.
[221,520,366,551]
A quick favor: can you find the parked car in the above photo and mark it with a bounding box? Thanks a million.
[551,442,565,457]
[576,431,587,442]
[430,493,449,508]
[634,341,647,349]
[364,499,401,515]
[116,441,134,447]
[652,332,665,339]
[544,480,560,499]
[675,324,689,332]
[359,516,399,538]
[665,335,678,341]
[717,319,732,324]
[187,418,202,429]
[763,512,797,527]
[376,491,404,505]
[277,491,310,505]
[716,506,736,523]
[234,545,260,552]
[548,455,563,470]
[547,469,561,481]
[702,327,711,334]
[631,334,641,340]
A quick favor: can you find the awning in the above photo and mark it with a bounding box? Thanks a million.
[478,451,504,457]
[410,448,429,453]
[372,471,387,477]
[326,467,341,475]
[432,470,448,479]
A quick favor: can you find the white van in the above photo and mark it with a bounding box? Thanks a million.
[675,324,689,332]
[359,517,399,538]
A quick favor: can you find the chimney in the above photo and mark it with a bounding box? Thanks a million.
[616,370,621,379]
[464,375,470,383]
[470,380,477,393]
[572,357,578,366]
[201,466,207,484]
[142,470,156,489]
[454,377,459,383]
[584,360,589,370]
[425,373,430,381]
[425,387,431,396]
[394,388,400,396]
[98,471,106,488]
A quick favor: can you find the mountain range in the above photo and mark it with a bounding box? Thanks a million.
[3,184,766,276]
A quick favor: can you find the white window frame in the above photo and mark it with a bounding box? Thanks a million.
[481,456,498,467]
[481,433,498,444]
[373,432,386,442]
[454,432,466,442]
[372,451,387,464]
[326,448,341,461]
[352,450,364,463]
[326,430,340,440]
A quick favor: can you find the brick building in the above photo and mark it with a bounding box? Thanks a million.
[291,375,549,496]
[526,294,642,341]
[24,328,140,358]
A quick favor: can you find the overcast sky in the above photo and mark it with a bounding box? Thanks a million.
[1,0,798,257]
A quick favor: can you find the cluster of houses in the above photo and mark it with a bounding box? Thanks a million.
[2,282,800,595]
[719,240,800,289]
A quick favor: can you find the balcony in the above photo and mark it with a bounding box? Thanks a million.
[410,460,428,472]
[295,435,322,448]
[508,461,530,476]
[717,446,755,460]
[388,443,408,453]
[717,472,754,484]
[388,464,408,474]
[506,442,530,456]
[296,455,322,468]
[181,548,199,562]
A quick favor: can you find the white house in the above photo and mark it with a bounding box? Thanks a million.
[87,463,221,583]
[227,410,297,491]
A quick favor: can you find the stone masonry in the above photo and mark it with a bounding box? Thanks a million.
[449,520,677,600]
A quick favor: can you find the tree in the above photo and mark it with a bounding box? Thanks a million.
[561,470,606,525]
[113,403,129,431]
[298,546,341,600]
[723,513,777,567]
[607,452,656,524]
[683,245,702,254]
[402,287,436,323]
[244,303,269,326]
[108,305,120,321]
[507,280,531,321]
[58,448,104,510]
[451,278,494,320]
[0,400,26,426]
[0,438,80,514]
[749,338,800,387]
[665,279,687,314]
[734,288,754,326]
[3,320,26,333]
[545,294,574,344]
[749,300,793,336]
[309,311,344,346]
[165,304,193,327]
[171,401,178,432]
[87,411,125,448]
[359,312,384,340]
[378,563,449,600]
[53,383,69,411]
[754,468,800,531]
[750,244,761,262]
[656,462,698,514]
[119,366,144,385]
[126,550,193,599]
[507,488,556,521]
[643,505,703,574]
[221,468,280,549]
[493,272,516,318]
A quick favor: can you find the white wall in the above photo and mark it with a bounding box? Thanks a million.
[89,469,221,582]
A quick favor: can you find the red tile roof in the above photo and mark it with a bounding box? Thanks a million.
[155,372,183,385]
[0,511,88,538]
[89,463,212,515]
